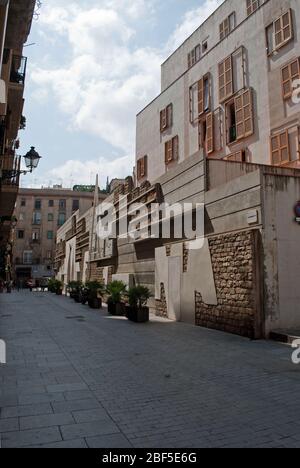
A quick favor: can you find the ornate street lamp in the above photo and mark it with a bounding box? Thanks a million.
[23,146,41,173]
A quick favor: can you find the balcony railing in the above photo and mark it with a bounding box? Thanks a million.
[10,55,27,85]
[0,153,21,186]
[0,116,7,155]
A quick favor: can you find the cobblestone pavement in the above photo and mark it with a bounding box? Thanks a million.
[0,291,300,448]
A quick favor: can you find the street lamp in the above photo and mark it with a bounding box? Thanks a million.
[23,147,41,174]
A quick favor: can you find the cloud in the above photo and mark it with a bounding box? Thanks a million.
[167,0,224,50]
[29,0,223,187]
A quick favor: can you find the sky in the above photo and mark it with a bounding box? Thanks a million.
[20,0,223,190]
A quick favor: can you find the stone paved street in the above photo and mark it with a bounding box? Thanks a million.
[0,291,300,448]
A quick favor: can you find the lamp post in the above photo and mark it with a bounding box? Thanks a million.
[0,146,41,181]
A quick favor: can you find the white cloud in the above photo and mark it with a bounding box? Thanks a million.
[29,0,223,187]
[167,0,224,50]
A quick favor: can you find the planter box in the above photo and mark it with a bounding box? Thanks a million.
[88,298,102,309]
[73,294,81,303]
[56,290,63,296]
[108,302,126,316]
[126,306,149,323]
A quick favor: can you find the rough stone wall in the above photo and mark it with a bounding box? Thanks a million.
[183,243,189,273]
[195,231,259,339]
[89,263,115,284]
[156,283,168,318]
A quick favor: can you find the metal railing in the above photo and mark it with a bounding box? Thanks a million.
[10,55,27,85]
[0,153,21,186]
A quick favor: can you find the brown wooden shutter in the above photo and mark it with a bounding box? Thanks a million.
[137,156,147,180]
[165,140,173,165]
[281,58,300,100]
[206,113,214,154]
[172,136,179,161]
[198,78,204,116]
[274,10,293,50]
[160,108,167,132]
[219,56,233,103]
[270,130,290,165]
[224,150,246,162]
[235,89,254,141]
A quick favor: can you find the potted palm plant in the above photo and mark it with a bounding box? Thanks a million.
[126,285,151,323]
[48,278,56,293]
[69,281,82,302]
[85,281,104,309]
[106,281,127,316]
[54,280,63,296]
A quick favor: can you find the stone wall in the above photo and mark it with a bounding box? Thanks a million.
[195,230,261,339]
[89,262,114,285]
[156,283,168,318]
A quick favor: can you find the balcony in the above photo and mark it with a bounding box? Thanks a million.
[0,116,7,155]
[10,55,27,86]
[0,153,21,218]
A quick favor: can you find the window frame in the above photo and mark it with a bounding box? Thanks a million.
[165,136,179,166]
[281,58,300,100]
[219,12,236,41]
[270,130,291,166]
[137,155,148,180]
[160,103,173,133]
[219,55,234,103]
[246,0,259,17]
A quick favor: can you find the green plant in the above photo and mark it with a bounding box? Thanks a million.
[85,281,104,300]
[48,278,57,293]
[54,279,63,293]
[128,285,151,309]
[106,280,127,304]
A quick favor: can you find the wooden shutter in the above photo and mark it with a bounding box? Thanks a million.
[165,140,173,165]
[274,10,293,50]
[235,89,254,141]
[270,131,290,165]
[247,0,259,17]
[219,56,233,103]
[198,78,204,116]
[172,136,179,161]
[137,156,147,179]
[160,108,167,132]
[281,58,300,100]
[206,113,214,154]
[188,52,191,69]
[224,150,246,162]
[220,21,225,41]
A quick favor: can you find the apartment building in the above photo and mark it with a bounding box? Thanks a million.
[56,0,300,339]
[0,0,36,281]
[13,187,101,281]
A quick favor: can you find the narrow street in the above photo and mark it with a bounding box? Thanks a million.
[0,291,300,448]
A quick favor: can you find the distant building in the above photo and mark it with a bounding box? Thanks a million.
[12,187,105,282]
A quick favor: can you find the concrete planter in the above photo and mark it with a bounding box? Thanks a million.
[88,297,102,309]
[126,306,149,323]
[108,302,126,316]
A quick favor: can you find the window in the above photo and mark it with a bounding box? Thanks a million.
[206,113,214,154]
[188,44,201,69]
[48,213,54,222]
[202,40,208,54]
[246,0,259,17]
[224,150,247,162]
[72,199,80,212]
[165,136,179,165]
[281,58,300,100]
[59,199,66,210]
[19,213,25,222]
[189,75,211,124]
[21,199,26,207]
[34,199,41,210]
[137,155,148,180]
[219,55,233,103]
[32,230,40,242]
[47,231,54,240]
[226,89,254,144]
[17,230,24,239]
[32,212,41,225]
[58,213,66,226]
[220,13,236,41]
[48,200,54,207]
[270,130,290,166]
[266,10,293,54]
[23,251,33,265]
[160,104,173,132]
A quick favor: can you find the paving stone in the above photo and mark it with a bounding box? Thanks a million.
[46,383,88,393]
[60,420,120,441]
[1,427,62,448]
[0,418,19,433]
[52,399,101,414]
[20,412,75,430]
[86,433,132,448]
[0,403,53,419]
[72,408,109,423]
[18,393,65,405]
[37,438,88,449]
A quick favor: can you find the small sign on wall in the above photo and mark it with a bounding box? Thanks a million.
[295,202,300,224]
[247,210,258,225]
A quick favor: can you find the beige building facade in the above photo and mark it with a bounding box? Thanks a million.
[13,187,99,281]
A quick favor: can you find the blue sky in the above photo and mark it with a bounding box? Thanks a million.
[20,0,223,189]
